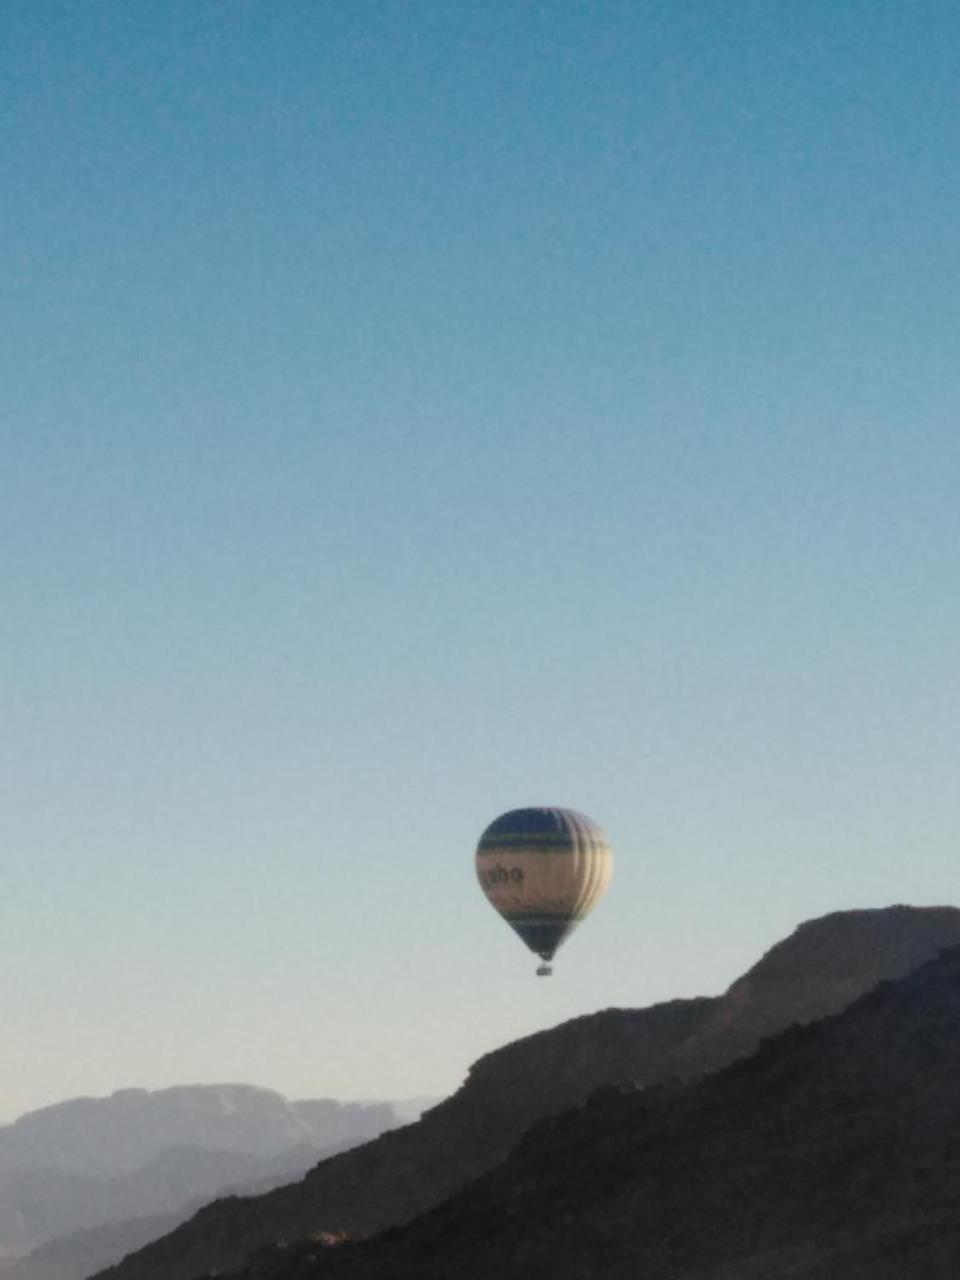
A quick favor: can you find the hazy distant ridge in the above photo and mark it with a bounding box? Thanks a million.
[0,1086,392,1180]
[0,1086,427,1267]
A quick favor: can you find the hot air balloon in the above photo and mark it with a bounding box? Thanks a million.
[475,807,613,976]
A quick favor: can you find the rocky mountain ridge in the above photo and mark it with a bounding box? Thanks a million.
[277,940,960,1278]
[95,906,960,1280]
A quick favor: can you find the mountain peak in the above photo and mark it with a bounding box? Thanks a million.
[731,905,960,992]
[667,904,960,1079]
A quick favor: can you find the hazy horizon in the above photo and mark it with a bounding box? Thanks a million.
[0,1081,439,1129]
[3,1,959,1122]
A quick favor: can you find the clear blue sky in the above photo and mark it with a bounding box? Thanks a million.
[2,0,959,1121]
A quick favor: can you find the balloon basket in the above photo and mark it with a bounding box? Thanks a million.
[536,963,553,977]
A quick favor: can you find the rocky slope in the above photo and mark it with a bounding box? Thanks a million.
[276,942,960,1279]
[671,902,960,1076]
[95,906,960,1280]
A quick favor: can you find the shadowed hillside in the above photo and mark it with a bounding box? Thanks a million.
[272,942,960,1279]
[95,906,960,1280]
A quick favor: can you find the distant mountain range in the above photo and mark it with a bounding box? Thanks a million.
[0,1087,434,1280]
[91,905,960,1280]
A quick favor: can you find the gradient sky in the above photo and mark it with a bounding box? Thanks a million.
[2,0,959,1122]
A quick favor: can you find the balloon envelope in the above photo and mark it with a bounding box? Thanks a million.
[475,807,613,966]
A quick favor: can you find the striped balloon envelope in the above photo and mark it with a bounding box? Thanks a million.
[475,807,613,976]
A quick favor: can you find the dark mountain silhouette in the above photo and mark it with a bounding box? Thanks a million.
[670,902,960,1077]
[95,906,960,1280]
[269,941,960,1279]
